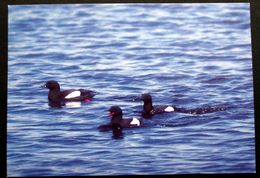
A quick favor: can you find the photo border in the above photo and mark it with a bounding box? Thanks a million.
[1,0,259,177]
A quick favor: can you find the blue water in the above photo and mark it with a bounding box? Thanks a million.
[8,3,255,176]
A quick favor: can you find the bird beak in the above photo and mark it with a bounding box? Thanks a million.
[40,84,47,88]
[132,97,142,101]
[108,112,114,117]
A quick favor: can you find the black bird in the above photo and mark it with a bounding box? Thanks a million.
[140,93,226,118]
[41,80,96,105]
[141,93,175,118]
[98,106,143,130]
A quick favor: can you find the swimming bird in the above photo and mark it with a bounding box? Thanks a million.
[98,106,143,130]
[41,80,96,105]
[139,93,226,118]
[140,93,175,118]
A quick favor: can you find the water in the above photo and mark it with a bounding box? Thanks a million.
[7,3,255,176]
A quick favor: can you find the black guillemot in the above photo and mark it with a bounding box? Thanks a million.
[41,80,96,106]
[98,106,143,130]
[139,93,226,118]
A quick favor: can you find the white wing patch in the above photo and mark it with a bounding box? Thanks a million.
[65,91,81,99]
[164,106,175,112]
[130,118,141,126]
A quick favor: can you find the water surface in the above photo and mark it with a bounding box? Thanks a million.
[8,3,255,176]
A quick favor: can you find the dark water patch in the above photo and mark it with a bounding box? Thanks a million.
[44,53,70,60]
[19,168,55,177]
[74,10,91,17]
[41,135,88,145]
[17,53,49,59]
[238,22,251,30]
[217,43,251,51]
[202,76,229,84]
[57,65,81,71]
[202,65,220,71]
